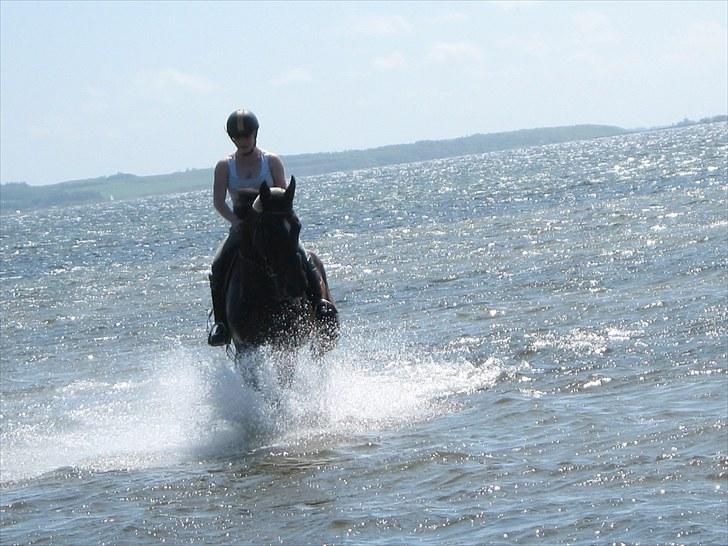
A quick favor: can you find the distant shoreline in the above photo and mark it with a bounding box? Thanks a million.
[2,116,725,213]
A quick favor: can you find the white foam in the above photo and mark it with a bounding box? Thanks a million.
[1,332,502,483]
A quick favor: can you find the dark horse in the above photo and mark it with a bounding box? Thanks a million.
[224,177,339,359]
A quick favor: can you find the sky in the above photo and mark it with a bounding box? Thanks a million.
[1,1,726,186]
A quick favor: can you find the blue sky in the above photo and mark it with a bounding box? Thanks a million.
[1,1,726,186]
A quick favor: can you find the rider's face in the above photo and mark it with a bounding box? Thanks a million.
[235,131,256,152]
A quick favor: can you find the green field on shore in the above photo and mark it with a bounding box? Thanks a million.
[3,117,724,213]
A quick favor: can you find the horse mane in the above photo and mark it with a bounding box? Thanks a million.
[232,188,259,219]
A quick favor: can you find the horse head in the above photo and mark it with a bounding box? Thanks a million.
[254,176,295,214]
[247,177,307,300]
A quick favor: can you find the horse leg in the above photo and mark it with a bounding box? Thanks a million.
[232,343,257,389]
[236,343,290,395]
[307,252,340,356]
[270,347,297,388]
[307,252,335,303]
[305,251,338,313]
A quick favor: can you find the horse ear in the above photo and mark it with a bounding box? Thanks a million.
[259,182,271,205]
[286,176,296,204]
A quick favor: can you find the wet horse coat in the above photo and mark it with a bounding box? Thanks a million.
[224,178,338,355]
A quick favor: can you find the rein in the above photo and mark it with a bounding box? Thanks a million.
[237,247,277,279]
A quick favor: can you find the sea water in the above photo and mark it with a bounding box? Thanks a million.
[1,123,726,545]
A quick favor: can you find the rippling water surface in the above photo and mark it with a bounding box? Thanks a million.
[1,123,726,545]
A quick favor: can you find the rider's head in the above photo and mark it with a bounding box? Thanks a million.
[226,109,259,146]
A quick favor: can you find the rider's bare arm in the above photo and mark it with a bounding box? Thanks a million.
[213,159,240,225]
[268,154,287,189]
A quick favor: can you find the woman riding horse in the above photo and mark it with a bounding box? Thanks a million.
[208,108,337,346]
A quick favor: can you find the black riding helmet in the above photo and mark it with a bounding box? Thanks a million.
[226,109,259,139]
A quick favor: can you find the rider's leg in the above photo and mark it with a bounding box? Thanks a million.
[208,230,240,346]
[299,245,338,320]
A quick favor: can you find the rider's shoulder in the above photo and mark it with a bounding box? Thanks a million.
[215,155,234,170]
[264,151,283,167]
[259,148,278,159]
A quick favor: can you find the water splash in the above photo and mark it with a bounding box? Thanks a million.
[1,330,501,483]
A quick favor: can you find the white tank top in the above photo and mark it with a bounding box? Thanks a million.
[227,152,272,191]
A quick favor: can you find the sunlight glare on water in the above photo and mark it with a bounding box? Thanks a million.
[0,123,726,545]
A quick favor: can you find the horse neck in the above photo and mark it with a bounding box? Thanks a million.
[237,216,255,249]
[235,212,276,273]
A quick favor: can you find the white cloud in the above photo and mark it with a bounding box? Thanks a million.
[128,68,218,105]
[497,35,550,58]
[27,123,61,141]
[428,41,483,63]
[161,68,217,93]
[431,12,468,24]
[372,51,407,71]
[571,11,621,46]
[492,1,542,11]
[137,68,217,95]
[27,68,219,145]
[664,22,728,65]
[270,67,313,86]
[351,14,412,36]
